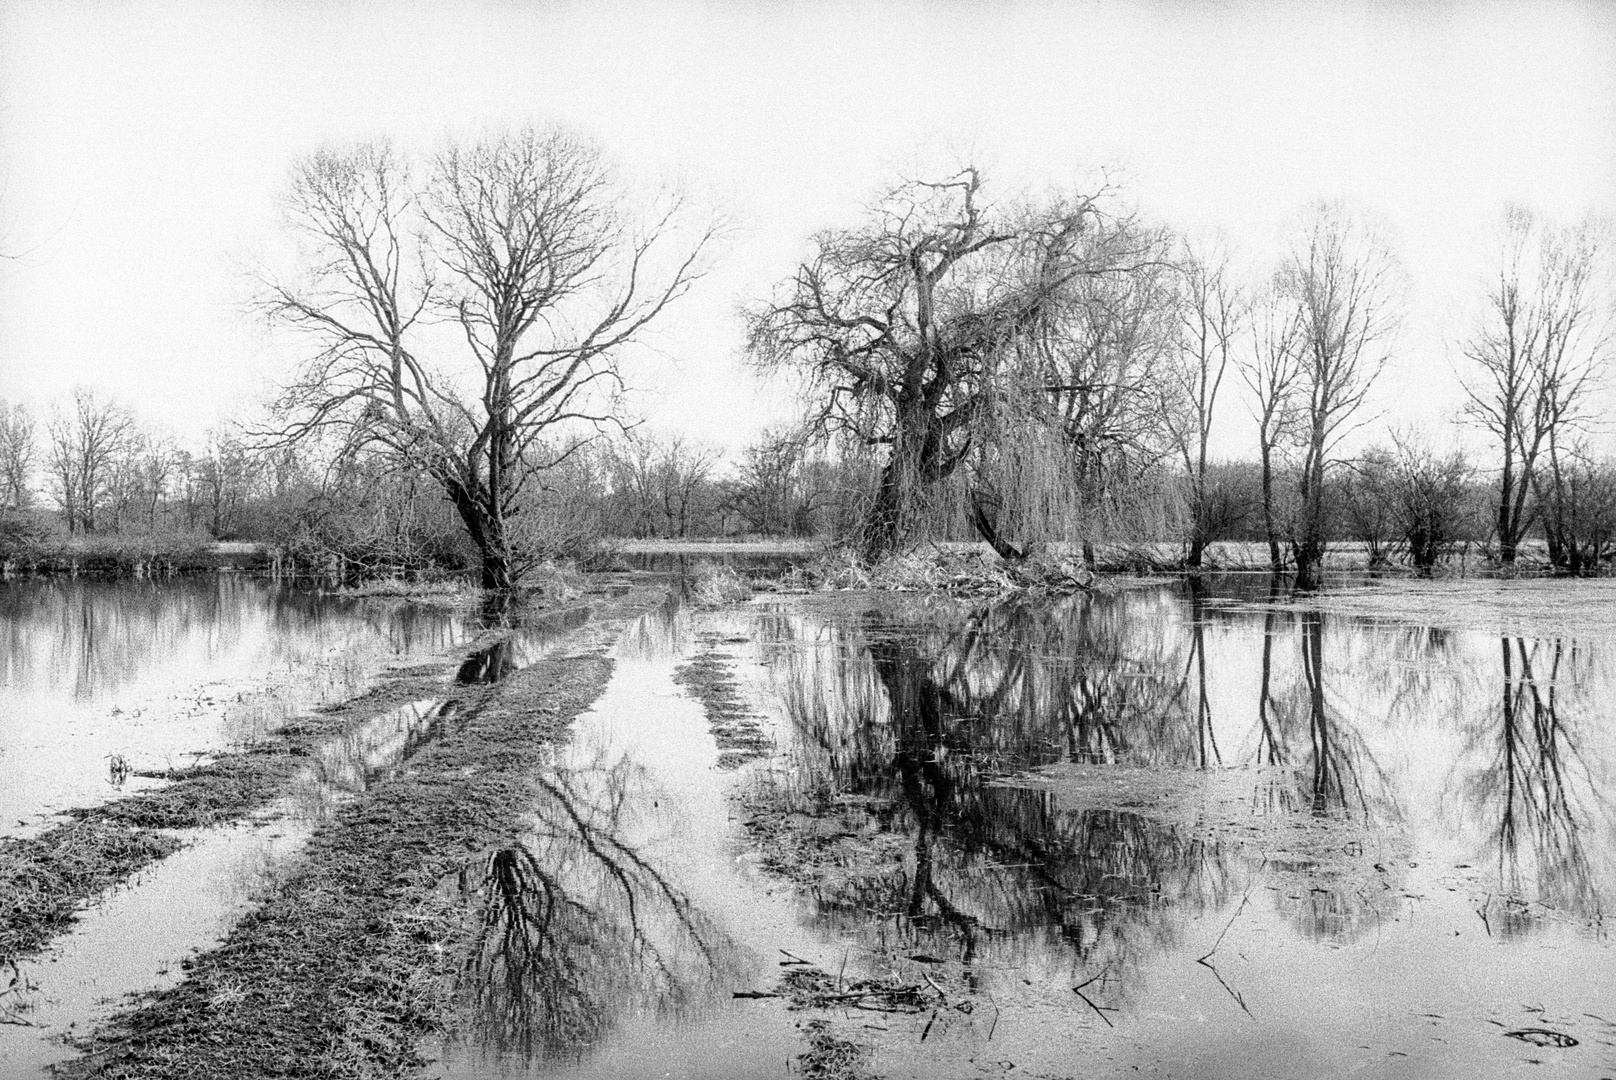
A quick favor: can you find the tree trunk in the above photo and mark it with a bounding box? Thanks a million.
[446,480,517,591]
[862,458,909,562]
[1185,534,1206,569]
[970,494,1027,561]
[1498,447,1518,565]
[478,542,514,591]
[862,419,935,563]
[1291,432,1327,590]
[1259,442,1281,572]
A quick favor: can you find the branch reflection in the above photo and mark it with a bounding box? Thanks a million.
[452,753,740,1066]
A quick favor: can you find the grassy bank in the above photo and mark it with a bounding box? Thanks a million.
[53,583,664,1079]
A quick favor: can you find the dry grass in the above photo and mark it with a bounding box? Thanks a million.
[687,560,754,607]
[801,546,1093,597]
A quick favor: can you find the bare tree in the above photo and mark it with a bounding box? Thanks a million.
[654,436,719,539]
[607,434,661,538]
[727,426,844,537]
[1461,207,1611,568]
[192,431,252,539]
[1336,444,1398,568]
[1161,239,1245,567]
[1274,204,1403,589]
[45,387,136,534]
[1240,287,1304,570]
[1537,442,1616,573]
[138,435,181,532]
[1386,434,1474,572]
[0,400,35,510]
[261,127,713,589]
[749,167,1161,562]
[103,430,148,533]
[728,427,805,537]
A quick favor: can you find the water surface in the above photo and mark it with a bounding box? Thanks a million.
[0,575,470,833]
[437,576,1616,1078]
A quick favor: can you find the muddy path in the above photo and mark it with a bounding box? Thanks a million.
[2,582,657,1078]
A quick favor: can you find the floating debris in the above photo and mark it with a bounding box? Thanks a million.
[1504,1028,1578,1048]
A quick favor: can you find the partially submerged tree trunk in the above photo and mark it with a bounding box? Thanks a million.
[1291,415,1329,590]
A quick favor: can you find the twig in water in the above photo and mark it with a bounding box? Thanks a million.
[779,949,811,966]
[1195,955,1254,1019]
[1072,986,1116,1028]
[1199,886,1256,964]
[920,1008,939,1041]
[1196,879,1258,1020]
[987,995,1000,1041]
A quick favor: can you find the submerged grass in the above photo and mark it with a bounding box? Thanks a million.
[54,586,662,1080]
[0,612,526,978]
[672,645,772,768]
[0,671,460,970]
[78,752,300,831]
[0,822,182,963]
[797,1018,876,1080]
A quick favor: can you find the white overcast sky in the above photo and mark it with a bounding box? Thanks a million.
[1,0,1614,459]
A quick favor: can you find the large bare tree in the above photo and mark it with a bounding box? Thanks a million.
[1273,204,1403,589]
[748,168,1160,561]
[1461,207,1611,568]
[262,126,712,589]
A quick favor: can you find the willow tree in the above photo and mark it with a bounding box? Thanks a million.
[1034,220,1179,560]
[261,127,711,589]
[748,168,1157,561]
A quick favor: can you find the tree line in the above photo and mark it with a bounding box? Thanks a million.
[748,171,1614,585]
[0,395,869,572]
[4,126,1612,584]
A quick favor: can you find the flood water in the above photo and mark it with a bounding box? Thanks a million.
[0,575,470,834]
[438,575,1616,1079]
[0,575,473,1074]
[4,572,1614,1077]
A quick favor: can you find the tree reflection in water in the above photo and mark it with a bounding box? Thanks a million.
[451,752,741,1066]
[749,591,1248,992]
[1461,636,1609,927]
[746,582,1426,987]
[0,575,463,701]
